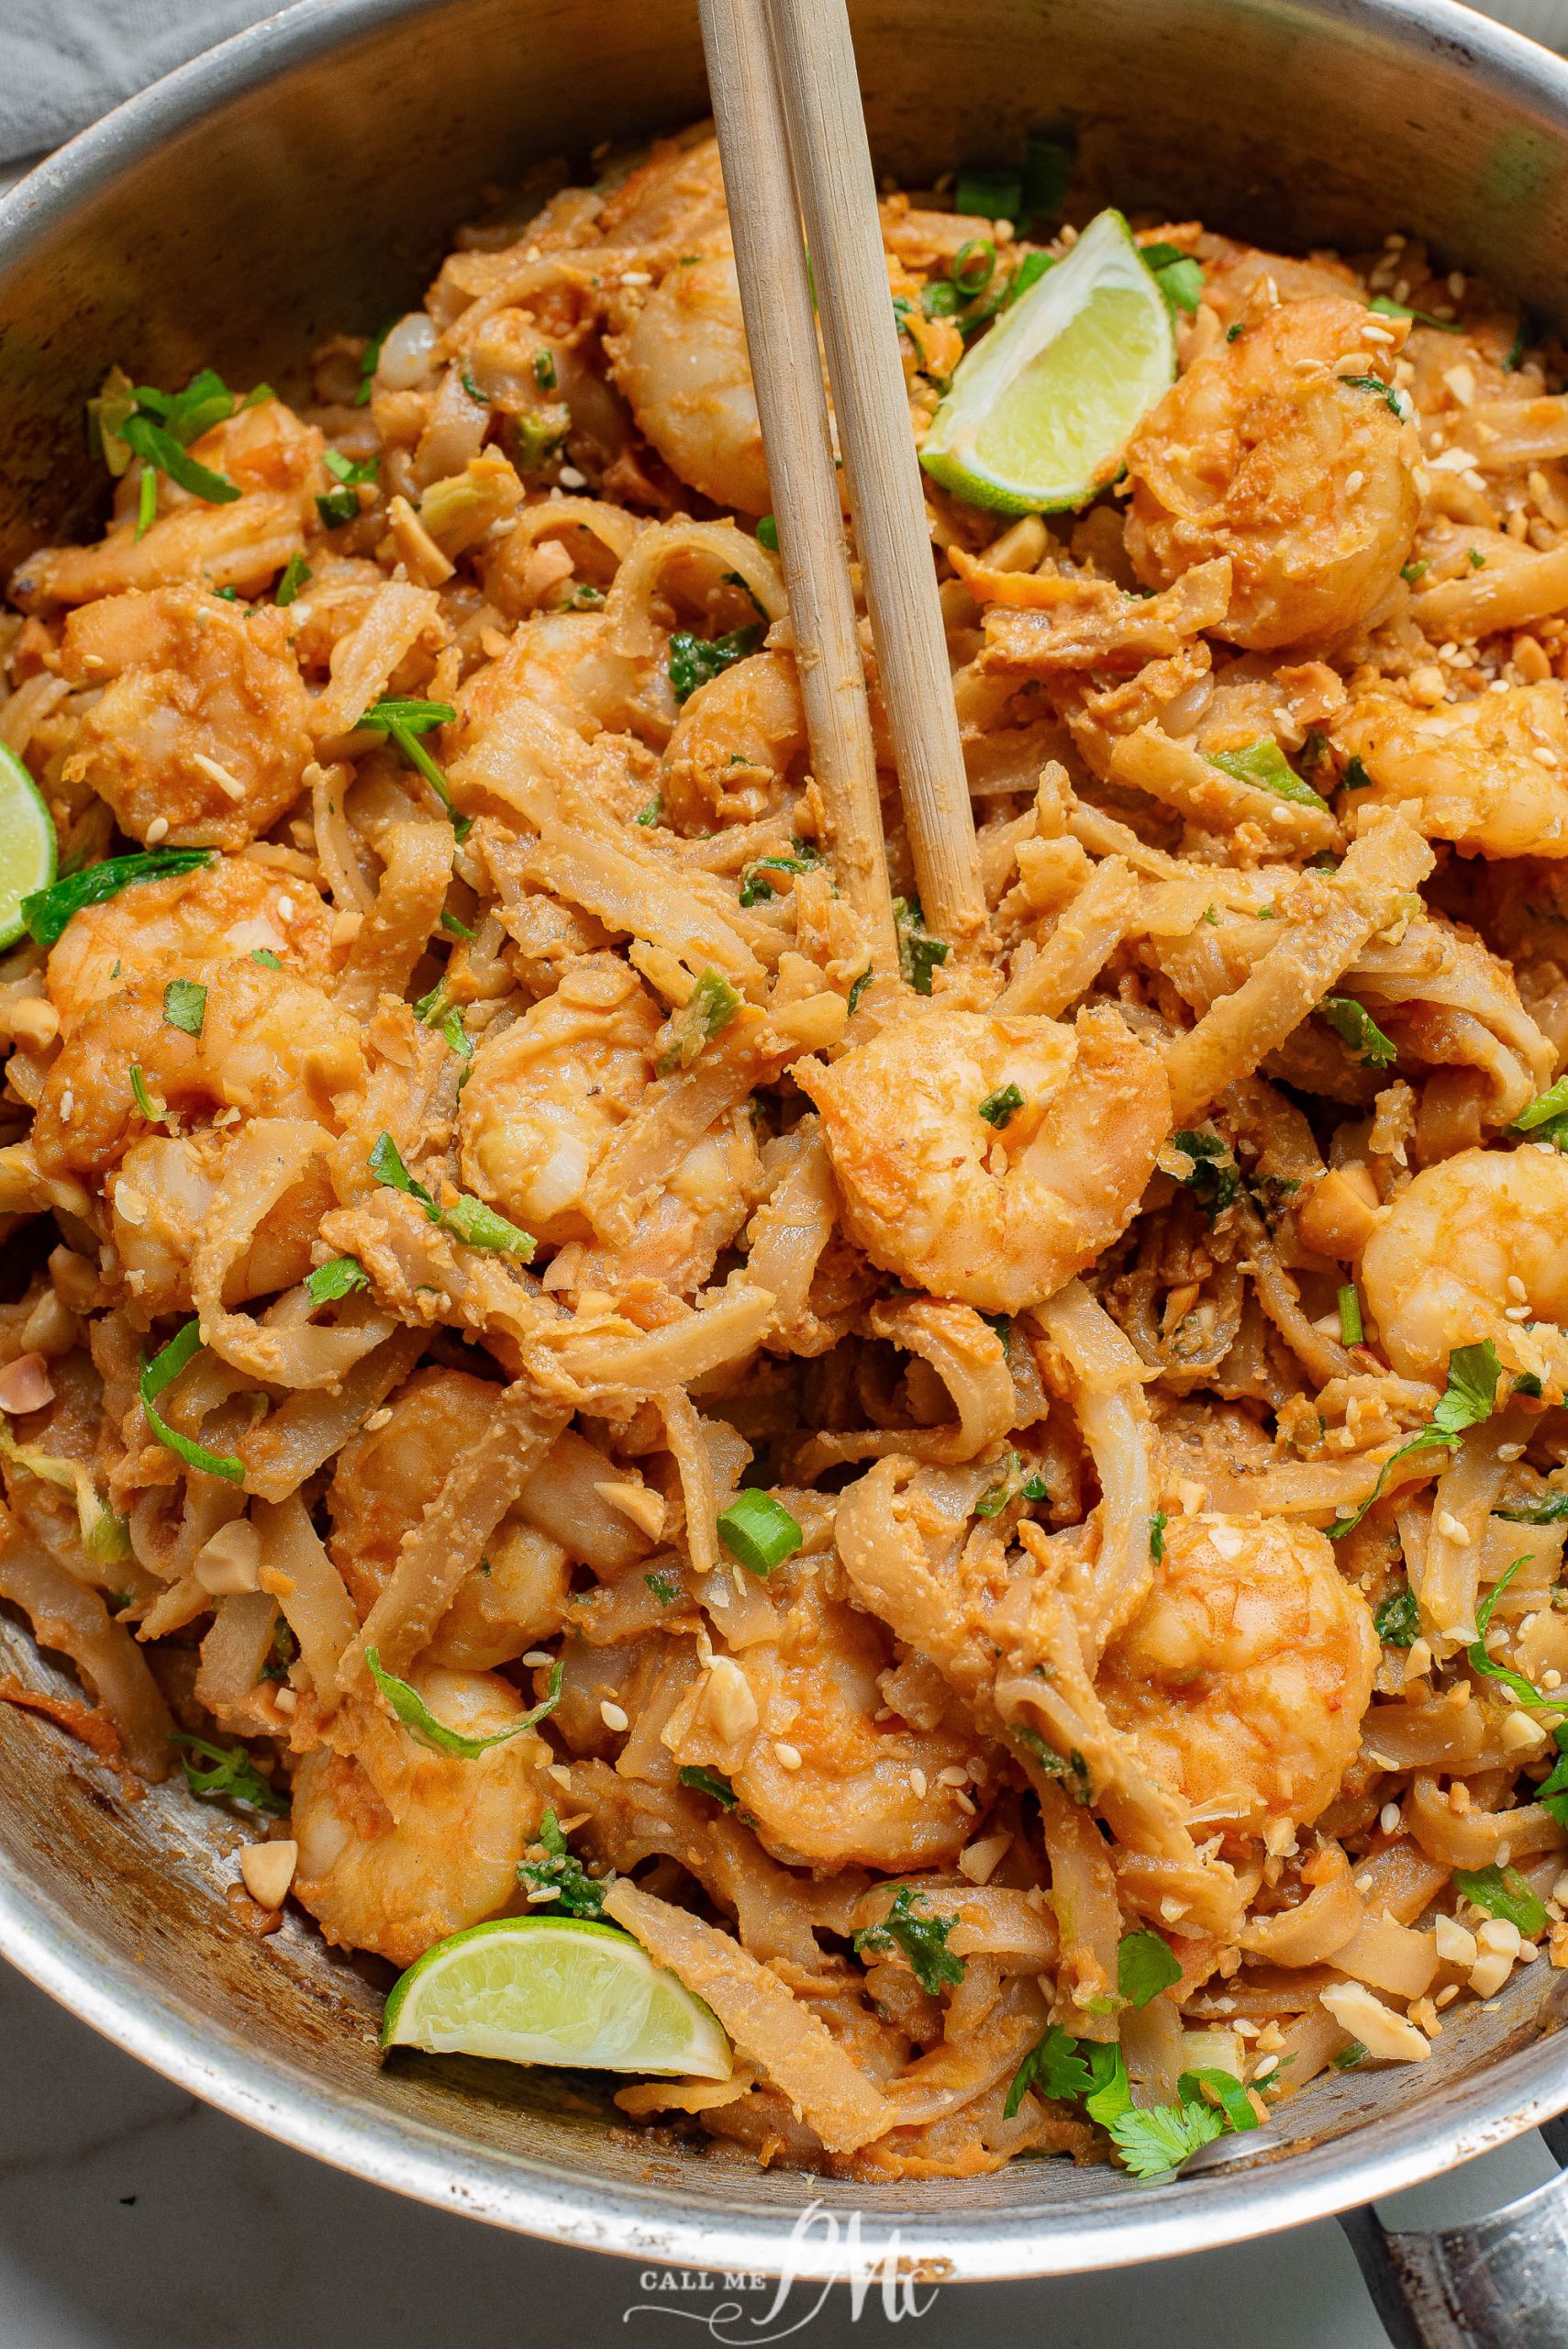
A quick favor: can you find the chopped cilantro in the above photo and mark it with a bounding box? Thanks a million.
[1400,560,1430,586]
[305,1256,369,1305]
[518,1806,608,1913]
[1329,1339,1504,1537]
[847,965,874,1015]
[358,696,468,837]
[756,515,779,551]
[355,319,395,403]
[1118,1928,1182,2008]
[161,978,206,1037]
[250,947,283,969]
[955,167,1022,221]
[1337,370,1403,417]
[534,350,557,390]
[1169,1128,1239,1219]
[974,1450,1021,1517]
[1373,1584,1418,1645]
[645,1568,683,1605]
[851,1885,965,1994]
[1150,1509,1168,1563]
[977,1082,1024,1129]
[894,896,950,995]
[172,1733,286,1814]
[668,626,764,705]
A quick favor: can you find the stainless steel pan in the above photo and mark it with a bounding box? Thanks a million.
[5,0,1568,2332]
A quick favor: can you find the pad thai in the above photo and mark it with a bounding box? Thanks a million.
[3,122,1568,2181]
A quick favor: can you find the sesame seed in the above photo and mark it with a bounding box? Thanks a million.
[277,894,295,921]
[522,1649,554,1667]
[1251,2054,1280,2081]
[908,1768,929,1798]
[1380,1801,1402,1833]
[954,1790,976,1814]
[362,1406,393,1431]
[938,1765,969,1786]
[1505,1304,1532,1321]
[558,464,587,488]
[59,1089,74,1123]
[773,1741,803,1770]
[1345,470,1364,496]
[1507,1275,1529,1301]
[1436,1512,1471,1545]
[599,1699,629,1733]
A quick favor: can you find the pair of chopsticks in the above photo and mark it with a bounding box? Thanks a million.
[697,0,986,965]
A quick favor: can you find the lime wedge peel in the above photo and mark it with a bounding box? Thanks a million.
[919,207,1177,516]
[381,1914,733,2080]
[0,744,57,952]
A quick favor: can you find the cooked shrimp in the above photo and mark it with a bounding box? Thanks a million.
[1361,1145,1568,1386]
[1098,1512,1378,1837]
[610,253,770,517]
[290,1671,545,1966]
[795,1007,1170,1315]
[328,1366,570,1669]
[451,609,653,746]
[59,584,314,848]
[662,650,806,830]
[595,131,730,255]
[112,1130,336,1315]
[46,856,332,1036]
[668,1566,973,1872]
[1335,683,1568,859]
[32,962,363,1179]
[1124,296,1420,649]
[458,956,662,1244]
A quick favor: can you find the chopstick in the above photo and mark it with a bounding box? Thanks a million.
[698,0,897,970]
[765,0,986,944]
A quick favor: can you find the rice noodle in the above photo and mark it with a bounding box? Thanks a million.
[602,1877,894,2152]
[335,821,454,1017]
[0,1504,172,1777]
[253,1492,360,1698]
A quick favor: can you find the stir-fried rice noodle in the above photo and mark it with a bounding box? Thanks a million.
[6,128,1568,2179]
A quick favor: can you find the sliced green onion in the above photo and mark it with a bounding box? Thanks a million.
[716,1489,804,1578]
[1338,1285,1364,1347]
[367,1646,562,1756]
[139,1319,244,1485]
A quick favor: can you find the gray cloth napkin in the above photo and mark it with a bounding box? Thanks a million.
[0,0,283,169]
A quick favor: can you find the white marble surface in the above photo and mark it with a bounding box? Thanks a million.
[0,1954,1558,2349]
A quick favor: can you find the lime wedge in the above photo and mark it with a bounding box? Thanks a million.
[920,208,1176,515]
[380,1914,732,2078]
[0,745,56,951]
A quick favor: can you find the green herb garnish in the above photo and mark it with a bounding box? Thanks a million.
[20,849,213,947]
[668,627,764,706]
[1452,1862,1549,1939]
[678,1765,740,1808]
[716,1489,803,1578]
[367,1646,562,1755]
[1321,996,1397,1069]
[1339,1285,1364,1347]
[275,553,313,607]
[518,1807,608,1914]
[367,1131,535,1258]
[172,1733,286,1814]
[894,896,950,996]
[139,1319,245,1484]
[1205,738,1330,814]
[305,1256,370,1305]
[978,1083,1024,1129]
[161,978,206,1037]
[656,967,742,1074]
[1330,1341,1504,1538]
[1118,1928,1182,2009]
[851,1886,965,1994]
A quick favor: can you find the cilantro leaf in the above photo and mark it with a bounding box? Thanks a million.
[1005,2024,1094,2118]
[1118,1927,1182,2009]
[172,1732,286,1815]
[1169,1128,1239,1219]
[894,896,950,996]
[305,1256,369,1305]
[668,627,763,705]
[645,1567,683,1605]
[1108,2097,1227,2179]
[161,977,206,1037]
[517,1806,609,1914]
[851,1886,965,1994]
[1329,1341,1503,1538]
[1373,1584,1419,1646]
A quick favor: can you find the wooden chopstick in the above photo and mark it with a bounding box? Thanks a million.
[765,0,986,944]
[697,0,897,971]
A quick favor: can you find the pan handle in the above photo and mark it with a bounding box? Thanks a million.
[1338,2118,1568,2348]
